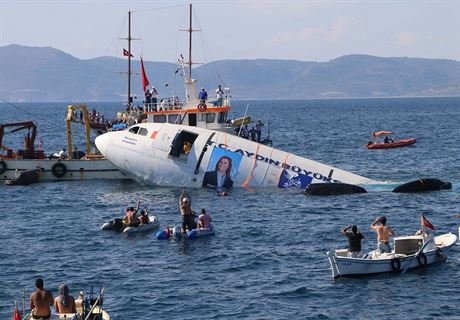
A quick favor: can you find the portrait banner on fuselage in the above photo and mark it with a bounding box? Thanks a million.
[202,147,243,190]
[278,169,313,188]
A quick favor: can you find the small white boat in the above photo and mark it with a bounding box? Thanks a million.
[101,216,160,234]
[123,216,160,234]
[327,233,457,278]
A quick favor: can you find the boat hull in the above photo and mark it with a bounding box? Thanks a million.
[366,138,416,149]
[0,158,128,181]
[327,233,457,278]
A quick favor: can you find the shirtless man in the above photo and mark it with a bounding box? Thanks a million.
[370,216,395,253]
[30,278,53,319]
[53,283,76,314]
[179,189,195,233]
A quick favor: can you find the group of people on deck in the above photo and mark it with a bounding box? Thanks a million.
[144,84,225,110]
[234,120,264,142]
[29,278,79,318]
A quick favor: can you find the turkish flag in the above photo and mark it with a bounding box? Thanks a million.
[140,56,150,92]
[123,49,133,57]
[421,214,435,230]
[13,304,21,320]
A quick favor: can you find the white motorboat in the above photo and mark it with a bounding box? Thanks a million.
[327,233,457,278]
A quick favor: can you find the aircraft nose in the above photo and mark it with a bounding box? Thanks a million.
[95,133,112,156]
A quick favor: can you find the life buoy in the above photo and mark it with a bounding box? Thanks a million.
[0,160,7,175]
[51,162,67,178]
[390,257,401,271]
[417,252,428,266]
[197,103,207,112]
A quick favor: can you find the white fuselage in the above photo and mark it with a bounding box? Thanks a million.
[95,123,378,188]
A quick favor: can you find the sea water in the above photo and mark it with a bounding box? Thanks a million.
[0,97,459,319]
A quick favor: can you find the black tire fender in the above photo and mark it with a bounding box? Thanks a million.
[0,160,6,175]
[391,257,401,271]
[417,252,428,266]
[51,162,67,178]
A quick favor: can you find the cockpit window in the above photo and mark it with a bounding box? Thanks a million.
[138,128,148,136]
[129,126,140,134]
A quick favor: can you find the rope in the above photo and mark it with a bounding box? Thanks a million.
[242,143,261,188]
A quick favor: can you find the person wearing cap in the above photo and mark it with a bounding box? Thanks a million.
[30,278,54,319]
[199,87,208,103]
[54,283,76,314]
[179,189,196,233]
[151,86,158,108]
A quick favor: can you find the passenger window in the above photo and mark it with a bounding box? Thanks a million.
[206,113,216,123]
[169,130,199,158]
[218,112,227,123]
[198,113,206,122]
[129,126,140,134]
[168,114,179,124]
[154,115,167,123]
[138,128,148,136]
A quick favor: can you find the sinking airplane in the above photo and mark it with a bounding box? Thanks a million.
[95,123,379,189]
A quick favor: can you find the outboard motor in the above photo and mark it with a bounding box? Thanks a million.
[305,183,367,196]
[393,178,452,193]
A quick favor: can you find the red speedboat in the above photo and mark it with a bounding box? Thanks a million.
[366,131,416,149]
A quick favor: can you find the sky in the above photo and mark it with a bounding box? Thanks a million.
[1,0,459,63]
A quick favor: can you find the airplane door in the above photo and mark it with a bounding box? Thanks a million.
[188,114,197,126]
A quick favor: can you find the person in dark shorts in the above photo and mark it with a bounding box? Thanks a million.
[341,225,364,258]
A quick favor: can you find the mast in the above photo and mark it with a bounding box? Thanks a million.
[128,11,132,109]
[188,3,192,80]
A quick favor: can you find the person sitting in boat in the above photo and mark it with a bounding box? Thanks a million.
[197,208,212,229]
[123,201,141,227]
[54,283,76,314]
[371,216,395,254]
[138,207,149,225]
[341,225,364,258]
[179,190,196,234]
[249,126,257,142]
[199,87,208,103]
[30,278,54,320]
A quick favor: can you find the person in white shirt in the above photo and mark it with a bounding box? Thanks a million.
[215,85,224,106]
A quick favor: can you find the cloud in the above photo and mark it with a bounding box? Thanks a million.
[264,16,358,46]
[391,32,416,46]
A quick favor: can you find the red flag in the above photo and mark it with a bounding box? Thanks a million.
[421,214,435,230]
[140,56,150,92]
[13,303,21,320]
[123,49,133,57]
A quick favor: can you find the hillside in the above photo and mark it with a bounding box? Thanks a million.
[0,44,459,102]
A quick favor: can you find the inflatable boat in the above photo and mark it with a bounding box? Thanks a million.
[156,225,215,240]
[101,216,159,234]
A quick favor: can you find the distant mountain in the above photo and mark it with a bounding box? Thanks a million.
[0,44,459,102]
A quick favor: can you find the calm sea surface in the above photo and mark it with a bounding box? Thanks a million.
[1,97,460,319]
